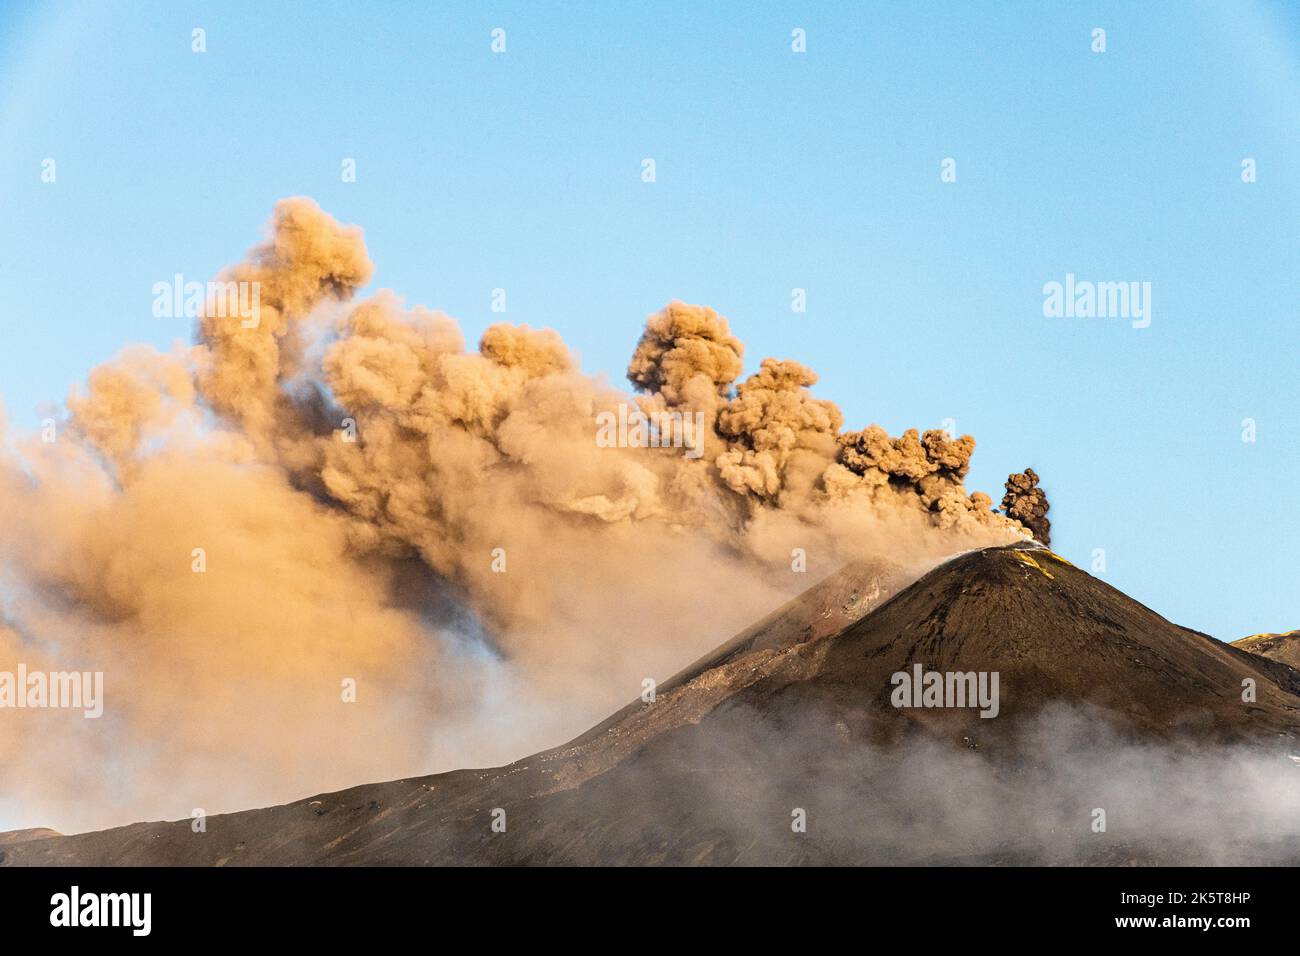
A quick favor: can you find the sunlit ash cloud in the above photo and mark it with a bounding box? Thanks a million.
[0,199,1040,832]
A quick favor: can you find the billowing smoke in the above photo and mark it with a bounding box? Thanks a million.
[0,199,1031,833]
[1001,468,1052,545]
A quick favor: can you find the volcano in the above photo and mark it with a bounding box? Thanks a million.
[4,542,1299,867]
[1232,630,1300,670]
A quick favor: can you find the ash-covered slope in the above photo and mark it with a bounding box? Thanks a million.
[6,543,1300,867]
[0,828,58,846]
[1232,630,1300,670]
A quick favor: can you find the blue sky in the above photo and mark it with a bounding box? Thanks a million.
[0,0,1296,640]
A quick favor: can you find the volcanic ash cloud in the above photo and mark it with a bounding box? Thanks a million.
[0,198,1031,832]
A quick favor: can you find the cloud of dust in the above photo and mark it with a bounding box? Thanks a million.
[0,198,1033,834]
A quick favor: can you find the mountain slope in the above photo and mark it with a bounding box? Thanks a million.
[1232,630,1300,670]
[4,542,1299,866]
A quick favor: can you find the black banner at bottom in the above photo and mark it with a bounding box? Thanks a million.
[0,866,1285,942]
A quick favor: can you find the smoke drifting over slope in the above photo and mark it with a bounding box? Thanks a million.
[11,545,1300,867]
[0,199,1028,832]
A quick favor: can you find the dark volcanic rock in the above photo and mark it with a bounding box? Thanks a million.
[1232,630,1300,671]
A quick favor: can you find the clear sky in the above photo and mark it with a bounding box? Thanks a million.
[0,0,1296,641]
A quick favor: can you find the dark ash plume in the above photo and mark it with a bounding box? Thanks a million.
[1001,468,1051,545]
